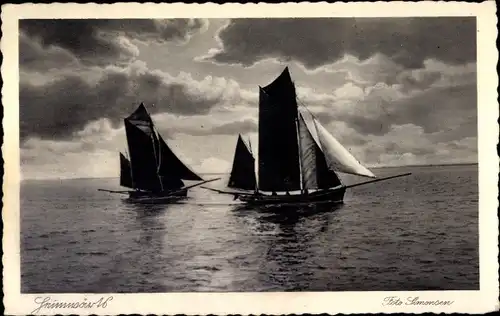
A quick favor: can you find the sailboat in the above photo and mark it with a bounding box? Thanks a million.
[99,103,219,204]
[203,67,410,206]
[227,134,257,192]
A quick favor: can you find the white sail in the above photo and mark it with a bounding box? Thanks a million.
[313,118,376,178]
[298,114,318,189]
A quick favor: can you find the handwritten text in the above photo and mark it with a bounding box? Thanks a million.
[31,296,113,314]
[382,296,454,307]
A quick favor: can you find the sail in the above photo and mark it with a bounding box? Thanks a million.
[258,67,301,192]
[157,135,203,182]
[124,119,163,192]
[125,103,155,137]
[298,114,318,189]
[228,134,256,190]
[298,114,343,190]
[314,119,376,178]
[262,67,298,108]
[119,152,134,188]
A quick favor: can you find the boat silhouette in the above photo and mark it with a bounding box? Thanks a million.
[203,67,410,206]
[99,103,219,203]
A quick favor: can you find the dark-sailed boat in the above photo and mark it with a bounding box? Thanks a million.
[100,103,219,203]
[203,67,410,206]
[228,134,257,192]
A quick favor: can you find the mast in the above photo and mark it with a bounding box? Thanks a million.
[246,137,259,192]
[124,148,134,187]
[295,116,305,193]
[152,131,163,191]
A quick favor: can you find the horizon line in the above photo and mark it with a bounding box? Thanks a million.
[21,161,478,181]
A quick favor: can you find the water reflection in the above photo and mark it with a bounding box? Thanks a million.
[128,202,169,216]
[120,201,172,246]
[232,202,343,227]
[230,202,344,290]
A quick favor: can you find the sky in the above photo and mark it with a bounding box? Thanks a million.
[19,18,478,180]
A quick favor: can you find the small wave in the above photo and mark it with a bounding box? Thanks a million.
[25,246,49,251]
[38,230,69,238]
[75,251,107,256]
[193,266,221,272]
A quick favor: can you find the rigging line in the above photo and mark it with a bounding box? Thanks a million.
[296,96,319,121]
[141,103,163,190]
[247,136,253,154]
[124,120,136,189]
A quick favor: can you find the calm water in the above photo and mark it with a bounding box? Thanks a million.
[21,165,479,293]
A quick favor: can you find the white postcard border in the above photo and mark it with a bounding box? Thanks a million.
[2,2,499,315]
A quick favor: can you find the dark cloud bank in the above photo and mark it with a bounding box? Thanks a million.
[209,17,476,69]
[19,19,216,141]
[20,67,222,141]
[20,19,207,67]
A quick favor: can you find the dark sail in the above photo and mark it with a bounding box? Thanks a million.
[124,106,163,192]
[258,67,301,192]
[120,102,205,193]
[228,134,256,191]
[126,103,155,137]
[158,135,203,182]
[119,152,134,188]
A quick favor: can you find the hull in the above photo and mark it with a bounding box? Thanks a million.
[126,189,188,204]
[238,186,346,206]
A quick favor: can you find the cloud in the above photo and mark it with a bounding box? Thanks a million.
[20,117,238,179]
[19,32,79,72]
[301,53,405,86]
[129,107,258,138]
[300,55,477,139]
[21,137,120,180]
[361,125,477,167]
[209,118,257,135]
[316,82,476,138]
[196,157,231,174]
[20,61,253,140]
[204,17,476,69]
[20,19,207,68]
[20,117,476,180]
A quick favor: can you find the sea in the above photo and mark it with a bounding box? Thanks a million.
[21,164,479,293]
